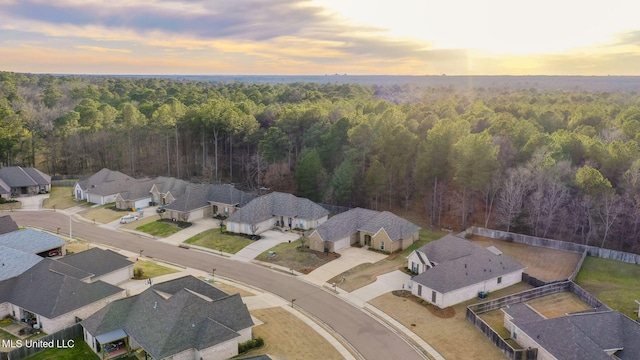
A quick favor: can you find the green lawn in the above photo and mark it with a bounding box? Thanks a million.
[42,186,87,210]
[575,256,640,318]
[25,337,99,360]
[135,221,182,237]
[184,229,253,254]
[132,260,180,279]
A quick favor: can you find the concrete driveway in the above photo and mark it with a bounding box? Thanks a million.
[303,247,387,286]
[231,230,300,263]
[16,194,49,210]
[348,270,411,307]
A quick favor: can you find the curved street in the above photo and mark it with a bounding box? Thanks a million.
[8,210,426,360]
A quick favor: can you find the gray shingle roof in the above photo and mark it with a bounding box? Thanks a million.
[0,228,65,254]
[153,176,189,197]
[0,245,43,281]
[358,210,421,242]
[0,259,123,318]
[57,248,133,279]
[165,184,256,213]
[512,311,640,360]
[502,303,545,324]
[310,208,379,242]
[21,167,51,185]
[81,275,253,359]
[0,166,39,187]
[116,178,155,201]
[227,192,328,224]
[78,168,134,196]
[0,178,10,194]
[412,235,525,293]
[0,215,19,235]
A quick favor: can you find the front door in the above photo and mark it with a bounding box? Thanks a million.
[364,235,371,246]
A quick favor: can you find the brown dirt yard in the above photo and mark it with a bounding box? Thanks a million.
[370,283,532,360]
[244,307,344,360]
[470,235,582,281]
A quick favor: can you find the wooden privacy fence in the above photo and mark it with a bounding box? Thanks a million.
[0,324,82,360]
[470,226,640,265]
[466,280,608,360]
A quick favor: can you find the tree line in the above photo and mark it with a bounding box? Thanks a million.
[2,71,640,253]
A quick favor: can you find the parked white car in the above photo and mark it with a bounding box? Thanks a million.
[119,214,139,224]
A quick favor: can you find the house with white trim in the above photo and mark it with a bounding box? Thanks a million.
[409,234,525,308]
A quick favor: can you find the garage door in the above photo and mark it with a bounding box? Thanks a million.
[333,237,351,251]
[189,209,204,221]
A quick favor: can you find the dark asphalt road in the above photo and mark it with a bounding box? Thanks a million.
[9,211,425,360]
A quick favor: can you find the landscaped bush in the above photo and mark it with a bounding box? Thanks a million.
[158,218,192,228]
[238,337,264,353]
[133,267,145,279]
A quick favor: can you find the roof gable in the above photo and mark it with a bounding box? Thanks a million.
[412,235,525,293]
[227,192,328,225]
[0,166,39,187]
[0,228,65,254]
[82,276,253,359]
[57,248,133,278]
[0,215,19,235]
[0,245,43,281]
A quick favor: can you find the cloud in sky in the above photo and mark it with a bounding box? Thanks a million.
[1,0,640,75]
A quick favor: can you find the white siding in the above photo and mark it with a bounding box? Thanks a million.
[74,184,85,200]
[38,290,125,333]
[196,337,238,360]
[411,270,523,308]
[170,347,196,360]
[0,302,10,318]
[333,236,351,251]
[512,327,555,360]
[94,266,133,286]
[237,327,252,343]
[406,251,430,274]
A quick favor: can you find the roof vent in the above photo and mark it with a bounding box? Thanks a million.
[154,302,157,309]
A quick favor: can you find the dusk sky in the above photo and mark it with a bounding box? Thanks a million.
[1,0,639,75]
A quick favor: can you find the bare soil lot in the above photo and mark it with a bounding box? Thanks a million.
[259,239,340,274]
[470,235,581,281]
[244,307,344,360]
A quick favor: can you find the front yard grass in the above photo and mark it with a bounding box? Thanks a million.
[575,256,640,318]
[121,214,160,230]
[185,229,252,254]
[42,186,87,210]
[259,239,339,274]
[244,307,345,360]
[79,204,124,224]
[132,260,180,279]
[135,221,182,238]
[25,337,99,360]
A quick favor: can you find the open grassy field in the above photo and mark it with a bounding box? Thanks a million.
[259,239,339,274]
[135,221,182,237]
[79,205,124,224]
[65,241,92,254]
[470,235,581,281]
[42,186,87,210]
[575,256,640,318]
[244,307,344,360]
[185,229,253,254]
[132,260,180,279]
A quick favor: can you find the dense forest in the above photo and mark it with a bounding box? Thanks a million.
[2,71,640,253]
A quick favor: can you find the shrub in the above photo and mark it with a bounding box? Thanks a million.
[464,232,473,239]
[238,337,264,353]
[133,267,145,279]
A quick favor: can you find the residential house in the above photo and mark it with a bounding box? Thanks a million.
[149,176,189,206]
[164,184,256,222]
[0,215,19,235]
[307,208,421,253]
[81,275,254,360]
[0,166,51,197]
[226,192,329,235]
[409,234,525,308]
[0,228,66,257]
[503,303,640,360]
[0,259,125,334]
[114,178,157,210]
[74,168,137,205]
[56,248,134,285]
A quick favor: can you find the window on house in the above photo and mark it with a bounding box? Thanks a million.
[380,241,385,251]
[498,276,502,284]
[431,291,436,303]
[418,285,422,296]
[224,207,229,216]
